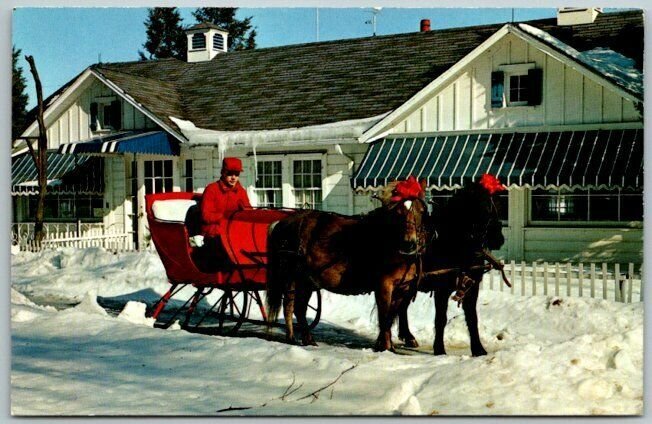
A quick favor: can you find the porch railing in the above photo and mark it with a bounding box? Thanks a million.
[481,261,643,303]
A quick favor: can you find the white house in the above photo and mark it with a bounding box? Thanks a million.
[12,10,643,264]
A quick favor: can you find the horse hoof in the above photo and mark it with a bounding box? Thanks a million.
[302,337,318,346]
[433,346,446,356]
[472,348,487,357]
[402,338,419,348]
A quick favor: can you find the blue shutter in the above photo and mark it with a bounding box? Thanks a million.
[90,102,98,131]
[491,71,504,108]
[527,68,543,106]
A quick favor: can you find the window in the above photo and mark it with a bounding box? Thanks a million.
[28,194,104,221]
[192,33,206,50]
[90,99,121,132]
[144,160,173,194]
[252,155,325,209]
[491,64,542,108]
[531,188,642,222]
[293,160,323,210]
[213,33,225,51]
[254,160,283,207]
[183,159,193,192]
[430,189,508,222]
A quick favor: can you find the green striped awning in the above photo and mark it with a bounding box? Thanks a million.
[11,151,104,196]
[352,128,643,190]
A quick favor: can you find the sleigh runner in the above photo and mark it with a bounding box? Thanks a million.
[145,191,321,335]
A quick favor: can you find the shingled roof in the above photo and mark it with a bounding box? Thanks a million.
[74,10,649,135]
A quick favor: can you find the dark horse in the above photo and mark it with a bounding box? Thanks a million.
[266,177,428,352]
[397,175,507,357]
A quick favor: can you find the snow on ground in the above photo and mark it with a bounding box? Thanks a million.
[11,248,643,415]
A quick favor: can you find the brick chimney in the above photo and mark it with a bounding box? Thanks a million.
[420,19,431,32]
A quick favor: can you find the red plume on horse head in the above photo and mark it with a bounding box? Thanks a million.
[390,176,425,202]
[479,173,506,195]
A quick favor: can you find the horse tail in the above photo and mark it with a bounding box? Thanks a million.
[266,219,288,325]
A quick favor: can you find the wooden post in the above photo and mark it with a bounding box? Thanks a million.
[628,263,634,303]
[555,262,560,296]
[602,263,608,300]
[532,261,537,296]
[578,263,584,298]
[566,263,572,297]
[614,263,621,302]
[590,263,596,299]
[543,262,548,296]
[521,261,526,296]
[510,260,516,295]
[489,269,494,290]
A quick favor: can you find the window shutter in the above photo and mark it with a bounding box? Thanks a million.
[527,68,543,106]
[491,71,504,108]
[90,102,98,131]
[109,100,121,130]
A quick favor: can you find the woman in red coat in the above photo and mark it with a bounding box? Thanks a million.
[198,157,251,269]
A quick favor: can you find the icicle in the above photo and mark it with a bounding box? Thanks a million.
[216,138,228,163]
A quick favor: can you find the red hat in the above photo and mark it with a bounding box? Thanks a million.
[222,157,243,173]
[479,173,506,195]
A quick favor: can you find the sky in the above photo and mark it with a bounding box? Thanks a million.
[12,7,563,109]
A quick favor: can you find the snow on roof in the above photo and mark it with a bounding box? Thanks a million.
[518,24,643,98]
[170,113,388,158]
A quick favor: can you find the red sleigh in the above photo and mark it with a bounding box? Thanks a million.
[145,192,321,335]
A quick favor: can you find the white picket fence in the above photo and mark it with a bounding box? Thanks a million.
[12,222,134,253]
[481,261,643,303]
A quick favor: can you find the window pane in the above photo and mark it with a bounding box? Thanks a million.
[293,161,301,173]
[185,160,193,177]
[312,175,321,187]
[164,160,172,177]
[154,161,163,176]
[495,193,508,221]
[145,179,153,194]
[273,161,281,174]
[164,178,173,193]
[144,161,152,178]
[621,192,643,221]
[293,175,301,187]
[274,175,282,188]
[558,194,587,221]
[590,192,619,220]
[531,190,558,220]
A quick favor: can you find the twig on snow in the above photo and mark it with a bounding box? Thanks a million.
[216,405,253,413]
[296,363,358,403]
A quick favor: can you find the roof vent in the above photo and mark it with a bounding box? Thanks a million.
[186,23,229,63]
[557,8,602,26]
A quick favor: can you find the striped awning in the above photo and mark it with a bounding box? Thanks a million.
[352,128,643,190]
[12,152,104,196]
[57,131,179,156]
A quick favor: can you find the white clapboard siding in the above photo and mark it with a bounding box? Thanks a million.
[389,33,640,135]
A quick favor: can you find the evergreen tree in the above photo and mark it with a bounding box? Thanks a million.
[192,8,257,51]
[12,46,29,142]
[139,8,187,61]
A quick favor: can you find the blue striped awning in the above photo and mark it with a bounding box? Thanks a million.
[57,131,179,156]
[11,151,104,196]
[352,128,643,190]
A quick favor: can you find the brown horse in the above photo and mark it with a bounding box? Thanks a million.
[266,177,428,352]
[396,175,507,356]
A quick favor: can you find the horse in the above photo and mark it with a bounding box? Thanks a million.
[396,174,507,357]
[266,177,428,352]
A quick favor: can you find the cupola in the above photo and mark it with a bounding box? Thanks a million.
[557,8,602,26]
[186,23,229,63]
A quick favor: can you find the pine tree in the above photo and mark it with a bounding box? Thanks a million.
[139,8,187,61]
[12,46,29,142]
[192,8,257,51]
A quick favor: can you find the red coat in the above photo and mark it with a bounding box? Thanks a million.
[200,180,251,237]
